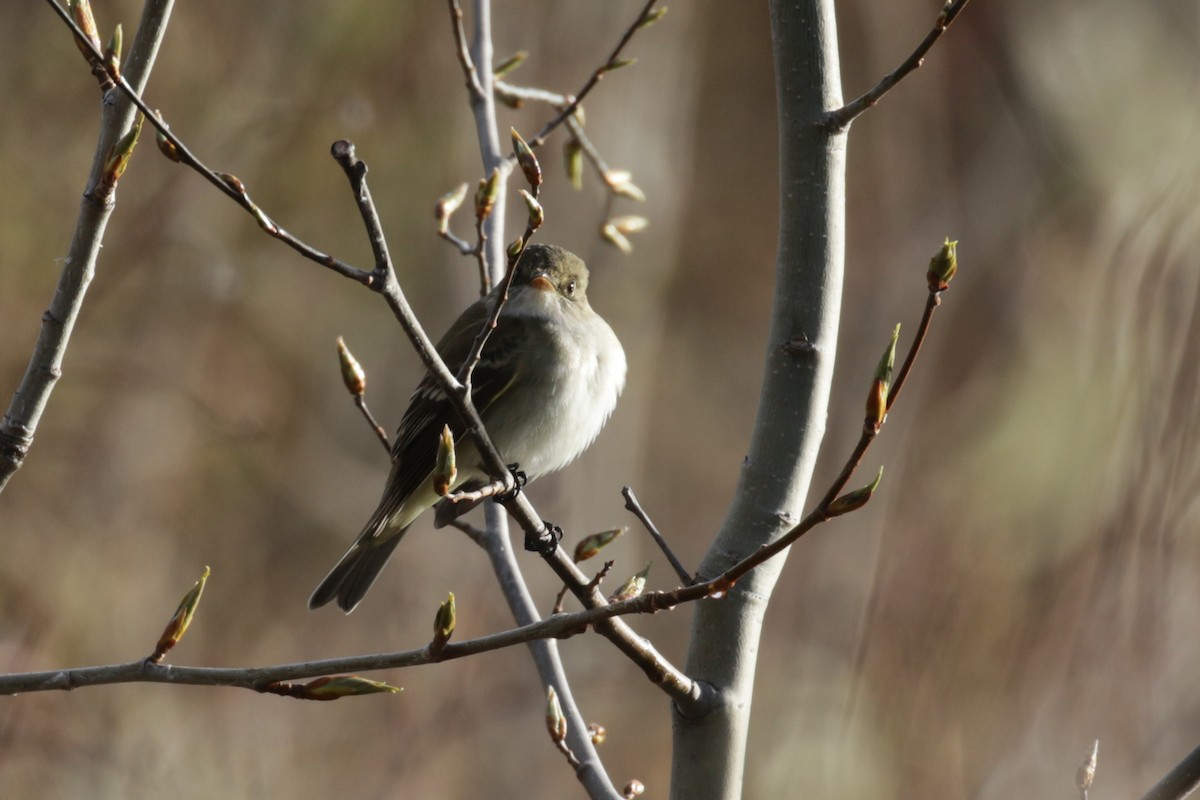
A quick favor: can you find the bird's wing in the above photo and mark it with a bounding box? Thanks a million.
[354,305,528,544]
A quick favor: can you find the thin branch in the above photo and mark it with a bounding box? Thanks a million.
[0,588,684,696]
[528,0,662,149]
[43,0,375,284]
[824,0,973,130]
[354,396,392,457]
[0,0,176,495]
[1141,741,1200,800]
[886,291,939,412]
[447,0,487,101]
[622,486,692,585]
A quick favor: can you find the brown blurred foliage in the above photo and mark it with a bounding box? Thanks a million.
[2,0,1200,797]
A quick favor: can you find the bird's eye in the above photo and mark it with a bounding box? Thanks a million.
[565,279,577,296]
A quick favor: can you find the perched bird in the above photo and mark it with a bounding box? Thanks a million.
[310,244,626,612]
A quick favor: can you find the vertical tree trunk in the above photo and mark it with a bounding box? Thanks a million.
[669,1,845,797]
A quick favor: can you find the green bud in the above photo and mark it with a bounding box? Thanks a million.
[605,57,637,72]
[69,0,102,61]
[303,675,402,700]
[865,324,899,430]
[435,183,469,233]
[826,467,883,517]
[101,113,144,188]
[511,127,543,189]
[153,110,181,163]
[610,215,648,235]
[927,238,958,291]
[335,337,367,397]
[474,168,501,222]
[519,189,544,230]
[600,224,633,255]
[605,170,646,202]
[104,24,122,77]
[493,50,528,79]
[432,592,456,649]
[564,139,584,190]
[151,566,210,663]
[546,686,567,744]
[433,425,457,497]
[609,562,651,602]
[573,528,625,562]
[637,7,668,29]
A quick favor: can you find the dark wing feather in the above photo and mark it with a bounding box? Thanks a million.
[353,304,527,544]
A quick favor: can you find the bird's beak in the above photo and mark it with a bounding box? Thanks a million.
[530,273,555,292]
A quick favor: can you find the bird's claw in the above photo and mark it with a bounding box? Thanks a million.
[524,521,563,555]
[492,463,528,503]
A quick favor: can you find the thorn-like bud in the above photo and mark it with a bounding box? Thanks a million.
[827,467,884,517]
[604,57,638,72]
[301,675,402,701]
[69,0,103,62]
[609,562,651,602]
[927,238,958,291]
[1076,740,1099,793]
[510,128,543,190]
[474,168,501,222]
[104,24,122,78]
[431,592,456,652]
[151,565,210,663]
[435,183,469,234]
[153,110,181,163]
[493,50,528,79]
[101,113,144,189]
[865,324,900,431]
[601,224,633,255]
[638,6,669,29]
[604,170,646,202]
[434,425,457,496]
[623,779,646,798]
[564,139,584,190]
[546,686,567,744]
[588,723,607,746]
[519,189,544,230]
[335,336,366,397]
[573,528,625,562]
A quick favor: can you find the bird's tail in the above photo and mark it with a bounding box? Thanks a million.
[308,527,408,613]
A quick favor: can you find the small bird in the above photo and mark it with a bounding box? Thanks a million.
[310,244,626,613]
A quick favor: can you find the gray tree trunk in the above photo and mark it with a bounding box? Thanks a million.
[669,1,845,797]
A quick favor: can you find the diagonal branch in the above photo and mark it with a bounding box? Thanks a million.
[823,0,973,130]
[0,0,176,495]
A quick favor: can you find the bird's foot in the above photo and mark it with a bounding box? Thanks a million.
[493,463,527,502]
[524,521,563,555]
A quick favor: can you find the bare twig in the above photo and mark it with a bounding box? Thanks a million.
[622,486,692,585]
[824,0,974,130]
[447,0,487,101]
[355,396,393,457]
[528,0,663,149]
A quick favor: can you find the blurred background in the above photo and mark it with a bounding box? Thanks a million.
[2,0,1199,797]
